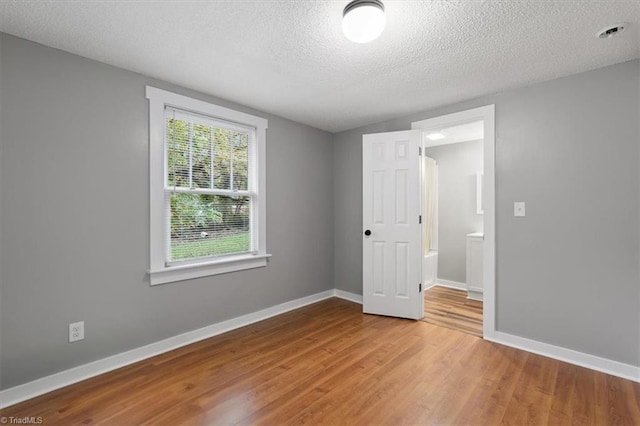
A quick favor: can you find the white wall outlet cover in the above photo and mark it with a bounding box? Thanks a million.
[69,321,85,342]
[514,202,526,217]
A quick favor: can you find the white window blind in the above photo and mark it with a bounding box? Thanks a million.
[164,106,256,264]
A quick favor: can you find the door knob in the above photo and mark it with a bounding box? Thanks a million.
[364,229,371,236]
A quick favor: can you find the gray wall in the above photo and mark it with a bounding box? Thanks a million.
[334,60,640,367]
[0,31,3,373]
[0,34,334,389]
[1,33,638,391]
[425,140,483,283]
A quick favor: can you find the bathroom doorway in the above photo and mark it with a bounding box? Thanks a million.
[412,106,495,338]
[361,106,495,336]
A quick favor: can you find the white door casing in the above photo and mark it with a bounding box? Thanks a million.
[362,130,423,320]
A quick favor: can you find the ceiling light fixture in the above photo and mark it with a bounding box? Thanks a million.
[342,0,386,44]
[426,132,445,141]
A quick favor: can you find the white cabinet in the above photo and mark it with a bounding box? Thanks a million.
[466,233,484,301]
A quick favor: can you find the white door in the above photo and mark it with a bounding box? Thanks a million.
[362,130,423,320]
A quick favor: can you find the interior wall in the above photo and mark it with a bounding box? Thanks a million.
[0,30,4,372]
[425,140,483,284]
[333,59,640,367]
[0,34,335,389]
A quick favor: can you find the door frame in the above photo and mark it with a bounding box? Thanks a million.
[411,105,496,339]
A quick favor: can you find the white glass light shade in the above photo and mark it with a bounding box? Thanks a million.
[342,0,386,44]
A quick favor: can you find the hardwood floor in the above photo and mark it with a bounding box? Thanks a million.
[2,298,639,425]
[423,285,483,337]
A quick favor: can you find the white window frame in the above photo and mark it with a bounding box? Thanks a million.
[146,86,269,285]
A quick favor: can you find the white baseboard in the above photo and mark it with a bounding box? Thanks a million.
[0,289,336,409]
[487,331,639,383]
[3,289,637,409]
[466,290,483,301]
[334,289,363,304]
[434,279,466,290]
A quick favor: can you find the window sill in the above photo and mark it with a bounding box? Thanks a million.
[148,253,271,286]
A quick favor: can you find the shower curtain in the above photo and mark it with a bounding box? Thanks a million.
[423,156,437,254]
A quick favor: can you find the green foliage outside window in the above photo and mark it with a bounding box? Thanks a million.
[166,117,251,261]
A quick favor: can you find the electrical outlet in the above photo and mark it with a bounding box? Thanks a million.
[69,321,84,343]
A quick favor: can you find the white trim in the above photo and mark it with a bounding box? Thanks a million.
[434,279,466,290]
[145,86,269,285]
[149,254,271,286]
[344,286,638,382]
[412,105,496,340]
[487,332,640,383]
[466,290,483,301]
[2,289,637,408]
[0,289,335,409]
[146,87,268,130]
[334,289,363,304]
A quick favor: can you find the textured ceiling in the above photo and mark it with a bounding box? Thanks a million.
[1,1,639,133]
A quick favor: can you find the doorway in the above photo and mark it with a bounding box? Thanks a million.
[361,105,495,338]
[412,105,495,339]
[416,119,484,336]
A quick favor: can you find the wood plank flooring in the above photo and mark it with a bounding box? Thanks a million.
[2,298,639,425]
[424,285,483,337]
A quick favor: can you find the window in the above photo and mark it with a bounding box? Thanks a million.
[146,87,269,285]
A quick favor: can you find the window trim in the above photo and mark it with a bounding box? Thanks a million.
[146,86,269,285]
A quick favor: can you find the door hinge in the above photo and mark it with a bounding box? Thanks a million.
[419,283,422,293]
[419,147,422,156]
[419,215,422,224]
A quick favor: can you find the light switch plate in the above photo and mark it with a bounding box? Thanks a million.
[514,202,526,217]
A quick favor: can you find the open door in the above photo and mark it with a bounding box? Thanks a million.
[362,130,423,320]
